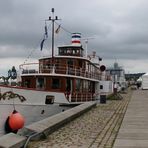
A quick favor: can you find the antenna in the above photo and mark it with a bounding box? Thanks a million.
[81,37,95,57]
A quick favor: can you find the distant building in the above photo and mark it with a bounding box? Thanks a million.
[106,62,126,91]
[125,73,145,81]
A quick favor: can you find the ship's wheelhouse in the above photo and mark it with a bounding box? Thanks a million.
[58,45,83,57]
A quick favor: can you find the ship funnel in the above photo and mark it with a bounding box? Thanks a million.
[71,33,81,45]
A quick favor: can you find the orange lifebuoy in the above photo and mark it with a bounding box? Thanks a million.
[5,110,25,133]
[9,110,25,130]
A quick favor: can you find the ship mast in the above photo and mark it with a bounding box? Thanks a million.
[48,8,60,64]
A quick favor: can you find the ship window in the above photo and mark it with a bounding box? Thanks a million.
[59,49,64,55]
[79,60,82,67]
[24,80,31,88]
[73,50,76,54]
[76,79,81,91]
[84,80,89,90]
[37,78,45,89]
[45,95,54,104]
[52,78,60,89]
[76,49,79,53]
[59,49,62,54]
[100,85,103,89]
[67,59,73,66]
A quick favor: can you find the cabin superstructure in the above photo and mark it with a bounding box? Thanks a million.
[20,33,102,103]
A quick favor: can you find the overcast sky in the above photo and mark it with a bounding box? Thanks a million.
[0,0,148,75]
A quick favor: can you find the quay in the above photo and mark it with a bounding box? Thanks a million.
[28,89,131,148]
[114,89,148,148]
[1,88,148,147]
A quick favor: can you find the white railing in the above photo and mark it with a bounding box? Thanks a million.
[20,63,102,80]
[19,63,39,74]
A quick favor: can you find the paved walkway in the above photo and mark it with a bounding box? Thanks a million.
[114,90,148,148]
[28,90,131,148]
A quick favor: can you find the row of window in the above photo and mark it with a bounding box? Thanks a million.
[25,77,95,92]
[39,59,99,74]
[59,47,83,56]
[37,78,60,89]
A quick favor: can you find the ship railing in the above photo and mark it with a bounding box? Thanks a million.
[20,63,102,80]
[19,63,39,74]
[71,92,94,102]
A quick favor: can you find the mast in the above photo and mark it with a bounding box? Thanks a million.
[81,37,95,57]
[48,8,60,64]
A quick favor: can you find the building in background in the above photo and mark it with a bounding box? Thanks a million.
[106,62,126,91]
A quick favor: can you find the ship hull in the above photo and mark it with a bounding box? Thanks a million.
[0,85,72,136]
[0,85,69,105]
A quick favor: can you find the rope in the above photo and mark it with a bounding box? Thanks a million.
[55,22,72,35]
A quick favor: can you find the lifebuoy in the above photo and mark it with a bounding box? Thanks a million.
[5,110,25,133]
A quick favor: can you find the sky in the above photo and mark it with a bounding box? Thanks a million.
[0,0,148,75]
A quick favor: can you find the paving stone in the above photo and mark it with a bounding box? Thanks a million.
[28,90,132,148]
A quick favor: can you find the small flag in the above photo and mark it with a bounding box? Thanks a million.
[45,25,48,38]
[55,25,61,34]
[40,39,45,51]
[99,57,102,61]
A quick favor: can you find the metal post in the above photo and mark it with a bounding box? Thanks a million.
[47,8,60,67]
[51,8,54,63]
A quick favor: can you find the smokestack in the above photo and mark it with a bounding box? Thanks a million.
[71,33,81,45]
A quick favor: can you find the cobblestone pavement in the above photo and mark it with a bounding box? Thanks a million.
[28,90,132,148]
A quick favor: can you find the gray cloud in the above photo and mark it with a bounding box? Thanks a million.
[0,0,148,73]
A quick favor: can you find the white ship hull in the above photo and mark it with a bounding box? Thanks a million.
[0,85,69,105]
[0,85,71,136]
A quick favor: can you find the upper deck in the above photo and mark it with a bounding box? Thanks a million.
[20,55,102,81]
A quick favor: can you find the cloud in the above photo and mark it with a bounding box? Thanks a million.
[0,0,148,73]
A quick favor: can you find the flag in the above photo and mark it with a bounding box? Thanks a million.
[45,25,48,38]
[40,39,45,51]
[55,25,61,34]
[99,57,102,61]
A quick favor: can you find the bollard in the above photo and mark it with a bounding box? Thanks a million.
[100,95,106,104]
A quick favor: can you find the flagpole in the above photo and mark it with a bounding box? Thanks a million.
[48,8,60,66]
[51,8,54,63]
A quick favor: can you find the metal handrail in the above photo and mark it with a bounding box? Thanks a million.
[20,63,101,80]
